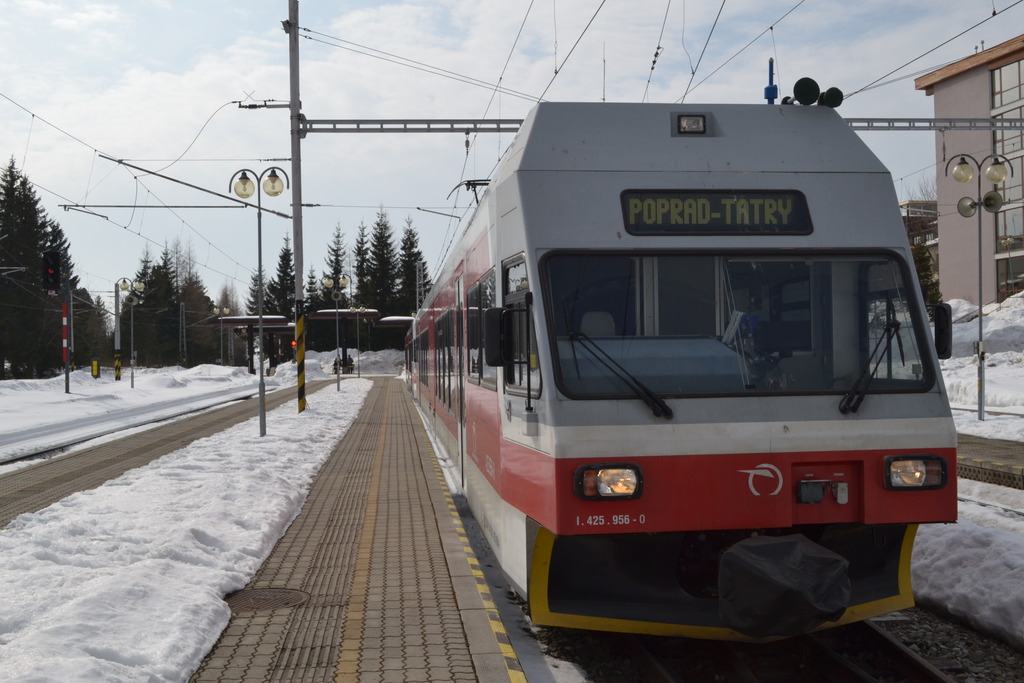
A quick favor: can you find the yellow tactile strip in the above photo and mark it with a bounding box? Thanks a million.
[430,454,528,683]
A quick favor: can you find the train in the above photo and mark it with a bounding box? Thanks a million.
[405,99,957,640]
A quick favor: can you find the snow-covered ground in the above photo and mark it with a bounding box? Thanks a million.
[0,295,1023,680]
[0,351,400,681]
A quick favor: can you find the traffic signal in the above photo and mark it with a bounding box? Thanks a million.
[42,251,61,292]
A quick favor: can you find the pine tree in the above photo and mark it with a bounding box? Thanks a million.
[305,265,326,312]
[0,159,68,377]
[397,217,431,316]
[245,267,269,316]
[366,208,399,311]
[74,295,110,367]
[913,244,942,306]
[266,235,295,319]
[353,222,369,306]
[304,265,330,352]
[321,223,350,306]
[132,247,179,367]
[180,269,215,367]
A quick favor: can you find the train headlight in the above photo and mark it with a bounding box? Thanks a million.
[884,455,947,490]
[574,464,643,500]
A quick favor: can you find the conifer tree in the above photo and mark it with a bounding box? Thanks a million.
[75,295,111,366]
[132,246,179,367]
[245,267,269,316]
[913,245,942,306]
[366,208,398,311]
[304,265,330,352]
[266,235,295,319]
[0,159,70,377]
[397,217,431,316]
[353,222,369,306]
[323,224,349,308]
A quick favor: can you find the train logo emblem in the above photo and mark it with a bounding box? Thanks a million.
[740,464,784,496]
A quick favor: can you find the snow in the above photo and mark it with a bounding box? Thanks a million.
[1,295,1024,679]
[0,350,400,681]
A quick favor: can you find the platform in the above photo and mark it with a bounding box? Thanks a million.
[189,377,526,683]
[957,429,1024,489]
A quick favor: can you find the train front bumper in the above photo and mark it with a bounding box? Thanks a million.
[526,521,917,641]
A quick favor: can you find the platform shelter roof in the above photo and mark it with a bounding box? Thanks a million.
[308,309,381,321]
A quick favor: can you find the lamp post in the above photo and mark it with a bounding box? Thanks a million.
[322,275,350,390]
[213,306,231,365]
[118,278,145,389]
[946,153,1014,421]
[231,167,290,437]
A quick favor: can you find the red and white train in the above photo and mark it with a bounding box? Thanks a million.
[406,100,956,640]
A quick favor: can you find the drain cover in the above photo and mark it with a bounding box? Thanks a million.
[225,589,309,613]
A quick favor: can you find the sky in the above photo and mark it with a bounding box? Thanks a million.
[1,1,1023,317]
[1,301,1024,680]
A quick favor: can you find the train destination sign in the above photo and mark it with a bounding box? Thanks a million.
[622,190,811,235]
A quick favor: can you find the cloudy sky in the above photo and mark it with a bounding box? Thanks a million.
[1,0,1022,314]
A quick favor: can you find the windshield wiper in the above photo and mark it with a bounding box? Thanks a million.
[570,331,674,419]
[838,296,906,415]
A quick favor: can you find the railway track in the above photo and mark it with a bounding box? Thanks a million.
[620,621,956,682]
[0,382,331,528]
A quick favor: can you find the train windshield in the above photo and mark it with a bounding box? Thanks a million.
[544,253,931,398]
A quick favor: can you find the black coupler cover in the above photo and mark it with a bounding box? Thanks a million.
[718,534,851,638]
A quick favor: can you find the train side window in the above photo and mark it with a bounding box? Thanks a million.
[435,309,455,412]
[467,269,497,390]
[468,284,481,383]
[417,330,429,387]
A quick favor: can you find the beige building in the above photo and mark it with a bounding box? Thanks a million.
[916,35,1024,304]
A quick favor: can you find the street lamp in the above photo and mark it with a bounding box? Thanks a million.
[945,153,1014,421]
[322,275,350,391]
[213,306,231,366]
[118,278,145,389]
[230,167,289,437]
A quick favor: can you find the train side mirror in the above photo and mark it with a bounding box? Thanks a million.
[929,303,953,360]
[484,307,513,367]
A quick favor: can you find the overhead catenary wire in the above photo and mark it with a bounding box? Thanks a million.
[536,0,608,102]
[0,90,259,288]
[679,0,727,103]
[299,28,542,104]
[680,0,806,102]
[642,0,673,103]
[440,0,539,277]
[847,0,1024,99]
[466,0,537,165]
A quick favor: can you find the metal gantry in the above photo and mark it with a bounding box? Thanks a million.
[844,118,1024,131]
[299,118,524,135]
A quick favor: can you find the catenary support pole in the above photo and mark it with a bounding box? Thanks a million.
[286,0,307,413]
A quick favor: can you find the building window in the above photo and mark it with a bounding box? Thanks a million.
[997,252,1024,300]
[993,60,1023,302]
[993,60,1022,109]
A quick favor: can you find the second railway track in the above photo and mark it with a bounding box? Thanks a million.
[0,381,331,528]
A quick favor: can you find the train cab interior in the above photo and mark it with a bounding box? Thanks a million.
[543,252,932,401]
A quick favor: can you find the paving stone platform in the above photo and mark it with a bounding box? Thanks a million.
[190,377,524,683]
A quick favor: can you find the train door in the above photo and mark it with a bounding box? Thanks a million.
[497,256,541,435]
[456,278,467,488]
